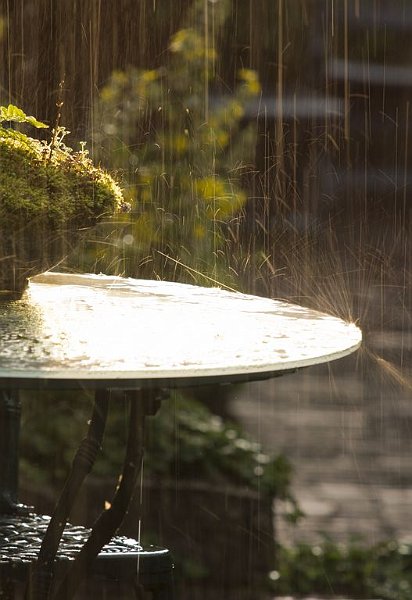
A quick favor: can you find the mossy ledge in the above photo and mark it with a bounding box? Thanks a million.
[0,118,124,297]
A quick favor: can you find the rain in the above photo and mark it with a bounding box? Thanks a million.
[0,1,411,599]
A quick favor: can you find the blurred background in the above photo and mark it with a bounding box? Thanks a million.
[1,1,411,598]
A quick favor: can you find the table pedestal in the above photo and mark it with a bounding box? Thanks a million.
[0,388,174,600]
[0,514,174,599]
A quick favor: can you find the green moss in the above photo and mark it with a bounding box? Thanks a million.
[0,123,123,228]
[0,108,125,295]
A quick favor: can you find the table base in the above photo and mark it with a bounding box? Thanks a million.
[0,514,174,599]
[0,388,175,599]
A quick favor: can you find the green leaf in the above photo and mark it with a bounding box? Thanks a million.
[0,104,26,122]
[0,104,48,128]
[25,115,49,128]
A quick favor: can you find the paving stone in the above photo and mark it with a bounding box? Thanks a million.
[231,327,412,546]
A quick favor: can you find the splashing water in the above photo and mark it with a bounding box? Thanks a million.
[1,0,411,593]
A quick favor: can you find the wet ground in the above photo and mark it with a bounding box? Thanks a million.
[231,326,412,547]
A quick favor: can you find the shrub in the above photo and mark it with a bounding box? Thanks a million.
[273,537,412,599]
[86,0,260,283]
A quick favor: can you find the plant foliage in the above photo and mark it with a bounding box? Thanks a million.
[145,394,298,511]
[0,104,123,229]
[0,104,47,128]
[274,537,412,599]
[89,0,260,282]
[20,392,299,519]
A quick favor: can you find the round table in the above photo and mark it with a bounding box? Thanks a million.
[0,272,362,599]
[0,271,361,389]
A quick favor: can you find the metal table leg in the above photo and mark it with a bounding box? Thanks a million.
[27,389,110,599]
[50,388,165,600]
[0,390,24,514]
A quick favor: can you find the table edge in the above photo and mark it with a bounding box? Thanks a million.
[0,338,361,390]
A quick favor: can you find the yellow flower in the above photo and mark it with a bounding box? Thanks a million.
[195,176,226,199]
[142,69,158,83]
[100,86,117,103]
[229,101,244,120]
[216,131,229,148]
[111,70,128,86]
[195,177,246,220]
[238,68,261,95]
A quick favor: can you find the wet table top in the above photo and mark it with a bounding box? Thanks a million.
[0,272,362,390]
